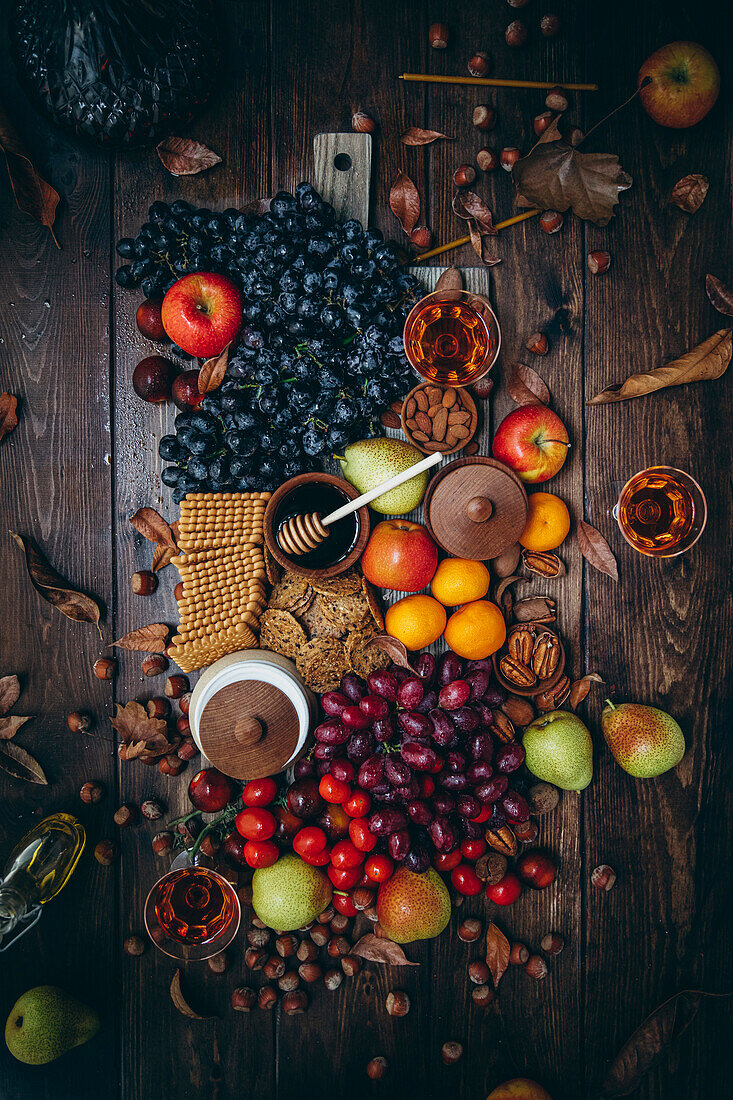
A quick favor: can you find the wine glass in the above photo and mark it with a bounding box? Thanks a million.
[403,289,500,385]
[612,466,707,558]
[144,862,241,961]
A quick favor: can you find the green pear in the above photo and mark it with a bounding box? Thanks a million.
[337,438,429,515]
[5,985,100,1065]
[601,701,685,778]
[523,710,593,791]
[251,854,332,931]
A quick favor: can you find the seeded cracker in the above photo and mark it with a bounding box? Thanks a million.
[268,571,313,612]
[259,609,308,660]
[296,637,350,694]
[297,594,347,639]
[264,545,282,586]
[311,571,363,598]
[362,577,385,631]
[319,588,371,632]
[347,631,392,678]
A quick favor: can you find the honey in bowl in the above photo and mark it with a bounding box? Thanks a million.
[274,481,360,568]
[403,290,500,385]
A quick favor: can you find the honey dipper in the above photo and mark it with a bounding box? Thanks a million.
[277,450,443,556]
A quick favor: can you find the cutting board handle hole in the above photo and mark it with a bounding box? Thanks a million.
[333,153,352,172]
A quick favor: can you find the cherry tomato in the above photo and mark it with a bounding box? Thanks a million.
[450,863,483,896]
[330,839,364,869]
[243,839,279,868]
[300,846,332,867]
[349,817,377,852]
[332,891,358,917]
[293,825,328,859]
[470,804,492,824]
[433,849,462,873]
[365,853,394,883]
[242,776,277,807]
[327,864,362,889]
[460,837,487,861]
[418,775,435,798]
[515,851,557,889]
[318,774,351,804]
[234,807,276,841]
[344,790,371,818]
[486,872,522,906]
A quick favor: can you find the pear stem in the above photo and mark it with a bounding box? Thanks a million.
[332,454,346,461]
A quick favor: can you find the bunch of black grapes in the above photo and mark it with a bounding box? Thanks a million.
[115,183,422,497]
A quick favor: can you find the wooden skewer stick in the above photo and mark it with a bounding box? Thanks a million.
[399,73,599,91]
[415,209,541,263]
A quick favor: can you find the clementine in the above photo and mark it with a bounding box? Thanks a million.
[443,600,506,660]
[430,557,490,606]
[384,594,447,651]
[519,492,571,552]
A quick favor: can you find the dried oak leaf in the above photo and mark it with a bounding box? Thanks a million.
[156,137,222,177]
[670,174,709,213]
[0,715,33,740]
[577,521,618,582]
[568,672,603,710]
[401,127,453,146]
[198,342,231,394]
[152,520,179,572]
[10,532,102,637]
[600,990,704,1096]
[0,393,18,443]
[129,507,177,549]
[0,742,47,784]
[507,362,550,406]
[389,172,421,236]
[0,674,20,716]
[588,329,732,405]
[109,623,170,653]
[706,275,733,318]
[365,634,416,671]
[485,923,510,988]
[112,701,176,761]
[435,266,463,293]
[351,934,419,966]
[452,190,500,266]
[0,103,60,246]
[513,117,632,226]
[170,970,215,1019]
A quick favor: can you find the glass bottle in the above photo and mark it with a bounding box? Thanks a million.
[0,813,85,951]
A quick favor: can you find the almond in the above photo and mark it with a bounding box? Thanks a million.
[414,389,429,412]
[405,397,416,417]
[412,430,430,442]
[442,387,457,407]
[432,407,448,441]
[415,412,432,433]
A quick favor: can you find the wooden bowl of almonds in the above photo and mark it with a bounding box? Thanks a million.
[493,623,566,698]
[400,381,478,455]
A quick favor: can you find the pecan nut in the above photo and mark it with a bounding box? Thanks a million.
[532,632,561,679]
[485,825,518,857]
[522,550,564,578]
[499,655,537,689]
[513,596,556,624]
[507,625,534,665]
[535,674,571,711]
[488,709,516,744]
[500,695,536,727]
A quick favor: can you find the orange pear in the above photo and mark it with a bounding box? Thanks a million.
[376,867,450,944]
[486,1079,553,1100]
[601,701,685,778]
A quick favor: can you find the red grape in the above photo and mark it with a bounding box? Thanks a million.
[501,789,530,822]
[495,742,526,773]
[474,775,509,803]
[359,694,390,721]
[388,829,410,861]
[438,680,471,710]
[368,808,408,836]
[416,652,437,684]
[340,672,367,702]
[366,670,398,700]
[438,653,464,685]
[321,691,349,717]
[341,705,372,730]
[396,677,424,709]
[314,720,350,745]
[400,741,439,771]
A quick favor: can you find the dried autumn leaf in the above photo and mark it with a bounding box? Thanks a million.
[111,701,177,761]
[434,266,463,293]
[705,275,733,318]
[670,174,709,213]
[170,970,215,1019]
[198,341,231,394]
[452,191,500,266]
[156,137,222,177]
[577,521,618,582]
[241,197,272,215]
[129,507,177,549]
[0,715,32,740]
[0,393,18,443]
[568,672,603,710]
[0,742,47,784]
[0,102,60,246]
[507,362,550,406]
[0,674,20,716]
[401,127,452,146]
[588,329,732,405]
[600,990,703,1096]
[10,532,102,637]
[365,634,416,671]
[109,623,170,653]
[485,923,510,988]
[389,173,421,236]
[351,934,419,966]
[152,519,180,571]
[513,117,632,226]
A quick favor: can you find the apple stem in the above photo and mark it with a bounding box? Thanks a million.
[604,699,616,710]
[579,77,652,146]
[545,440,571,448]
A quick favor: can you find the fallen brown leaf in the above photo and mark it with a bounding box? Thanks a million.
[706,275,733,318]
[351,934,419,965]
[10,532,102,637]
[568,672,603,710]
[401,127,453,146]
[601,990,705,1096]
[129,508,177,549]
[389,173,421,236]
[365,634,417,671]
[0,715,32,740]
[156,137,222,177]
[109,623,170,652]
[588,329,731,404]
[0,742,47,784]
[577,521,618,582]
[170,970,215,1019]
[670,174,709,213]
[0,393,18,443]
[198,342,231,394]
[0,103,60,246]
[152,520,179,571]
[0,674,20,716]
[112,701,178,761]
[507,362,550,406]
[452,190,500,266]
[485,923,510,988]
[434,266,463,293]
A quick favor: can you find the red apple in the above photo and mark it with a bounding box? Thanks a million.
[638,42,720,128]
[361,520,438,592]
[136,298,166,341]
[161,272,243,357]
[492,407,569,483]
[172,369,205,411]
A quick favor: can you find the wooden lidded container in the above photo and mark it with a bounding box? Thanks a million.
[424,456,529,561]
[189,651,317,780]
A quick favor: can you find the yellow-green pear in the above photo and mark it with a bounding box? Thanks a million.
[251,854,332,931]
[601,701,685,777]
[522,710,593,790]
[337,438,429,514]
[5,985,100,1065]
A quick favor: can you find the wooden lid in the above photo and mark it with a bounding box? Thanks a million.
[424,457,528,560]
[197,678,301,780]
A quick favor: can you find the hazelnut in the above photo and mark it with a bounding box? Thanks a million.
[132,570,157,596]
[468,52,490,77]
[539,210,564,234]
[141,798,164,820]
[282,990,308,1015]
[453,163,477,188]
[534,111,553,136]
[123,934,146,956]
[587,250,611,275]
[94,839,118,866]
[146,697,171,719]
[341,955,361,977]
[366,1056,388,1080]
[231,986,256,1012]
[525,332,549,355]
[507,0,530,6]
[207,952,229,974]
[352,110,376,134]
[177,739,198,761]
[514,819,539,844]
[179,692,192,716]
[264,955,285,980]
[409,226,432,251]
[244,948,268,971]
[545,87,569,112]
[471,984,495,1007]
[386,990,410,1016]
[541,932,565,956]
[142,654,168,678]
[476,852,508,884]
[468,960,490,985]
[525,955,548,980]
[327,936,352,959]
[323,968,343,991]
[159,753,185,776]
[505,20,528,47]
[591,864,617,891]
[93,657,116,680]
[258,985,278,1010]
[299,962,323,983]
[567,126,584,147]
[476,147,498,172]
[67,711,93,733]
[540,13,561,37]
[80,781,104,804]
[317,905,335,924]
[310,925,330,947]
[151,830,173,854]
[428,22,449,49]
[199,834,220,858]
[248,926,271,948]
[500,147,520,171]
[510,942,530,966]
[278,971,300,993]
[441,1041,463,1065]
[276,933,299,958]
[297,939,318,963]
[113,803,138,828]
[363,904,379,922]
[165,674,189,699]
[472,105,496,131]
[529,782,560,814]
[352,886,375,911]
[458,918,483,943]
[329,913,350,935]
[176,714,191,736]
[173,581,184,601]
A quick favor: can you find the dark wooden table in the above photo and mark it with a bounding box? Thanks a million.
[1,2,731,1097]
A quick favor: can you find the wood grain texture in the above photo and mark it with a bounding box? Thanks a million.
[313,132,372,225]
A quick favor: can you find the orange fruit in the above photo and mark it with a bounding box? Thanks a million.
[430,557,490,606]
[443,600,506,660]
[519,492,571,552]
[385,595,447,651]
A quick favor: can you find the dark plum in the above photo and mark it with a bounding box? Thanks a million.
[366,669,398,700]
[438,680,471,710]
[357,754,385,789]
[438,652,464,686]
[321,691,349,717]
[404,844,431,873]
[495,742,526,773]
[406,799,433,826]
[450,706,480,732]
[340,672,367,702]
[368,808,408,836]
[313,720,350,745]
[416,652,437,685]
[397,677,424,709]
[287,778,324,818]
[388,829,410,861]
[465,669,490,701]
[400,741,439,771]
[456,793,481,818]
[428,708,454,747]
[359,694,391,722]
[397,711,433,740]
[431,791,455,815]
[474,775,509,803]
[501,790,530,822]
